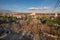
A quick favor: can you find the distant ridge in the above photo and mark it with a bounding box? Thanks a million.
[0,8,12,13]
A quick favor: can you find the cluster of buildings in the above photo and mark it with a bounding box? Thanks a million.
[0,12,60,19]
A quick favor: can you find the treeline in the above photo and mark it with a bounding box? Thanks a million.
[0,16,19,24]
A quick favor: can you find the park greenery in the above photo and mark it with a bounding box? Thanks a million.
[0,16,19,24]
[39,16,60,27]
[0,15,60,27]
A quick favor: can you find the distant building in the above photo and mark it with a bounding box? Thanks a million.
[0,13,60,18]
[55,13,58,18]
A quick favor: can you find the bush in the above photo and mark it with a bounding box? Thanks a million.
[40,17,48,24]
[46,17,60,27]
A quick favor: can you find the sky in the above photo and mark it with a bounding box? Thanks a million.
[0,0,60,13]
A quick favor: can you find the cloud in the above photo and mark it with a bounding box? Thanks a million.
[28,7,50,10]
[12,5,20,8]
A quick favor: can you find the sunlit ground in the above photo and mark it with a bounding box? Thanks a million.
[0,14,60,40]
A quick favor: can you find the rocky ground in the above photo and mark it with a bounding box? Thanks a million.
[0,16,60,40]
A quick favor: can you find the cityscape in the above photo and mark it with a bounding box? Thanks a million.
[0,0,60,40]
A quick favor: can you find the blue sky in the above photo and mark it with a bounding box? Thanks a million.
[0,0,60,13]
